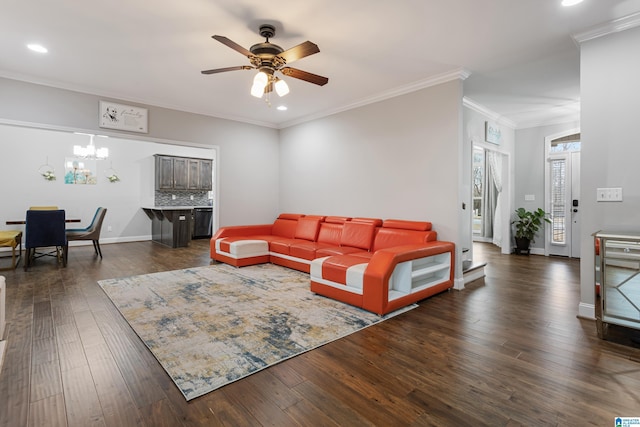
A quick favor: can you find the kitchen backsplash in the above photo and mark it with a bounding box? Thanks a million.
[155,191,211,206]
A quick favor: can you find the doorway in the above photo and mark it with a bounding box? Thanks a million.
[545,130,581,258]
[472,145,510,254]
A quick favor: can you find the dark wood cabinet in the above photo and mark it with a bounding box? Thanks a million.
[145,208,192,248]
[155,155,175,190]
[173,157,188,190]
[155,155,212,191]
[187,158,200,190]
[198,159,213,191]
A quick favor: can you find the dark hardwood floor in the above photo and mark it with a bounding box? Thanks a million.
[1,240,640,426]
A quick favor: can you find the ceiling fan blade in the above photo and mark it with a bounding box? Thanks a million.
[278,41,320,64]
[212,35,253,57]
[201,65,253,75]
[281,67,328,86]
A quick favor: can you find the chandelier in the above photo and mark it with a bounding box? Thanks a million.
[73,133,109,159]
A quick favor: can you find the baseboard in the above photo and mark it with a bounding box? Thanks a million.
[463,263,486,285]
[578,302,595,320]
[453,277,465,290]
[68,235,152,247]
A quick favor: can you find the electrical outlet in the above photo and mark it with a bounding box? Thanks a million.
[172,194,176,200]
[190,195,194,200]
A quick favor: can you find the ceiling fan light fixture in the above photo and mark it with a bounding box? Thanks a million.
[253,71,268,86]
[250,82,265,98]
[275,78,289,97]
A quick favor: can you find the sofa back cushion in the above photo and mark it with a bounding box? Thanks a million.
[317,222,344,245]
[271,213,304,238]
[340,221,376,251]
[372,219,437,252]
[294,217,322,241]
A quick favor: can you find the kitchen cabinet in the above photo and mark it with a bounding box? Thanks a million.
[143,207,193,248]
[155,155,212,191]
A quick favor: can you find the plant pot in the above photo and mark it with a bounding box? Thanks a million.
[514,237,531,255]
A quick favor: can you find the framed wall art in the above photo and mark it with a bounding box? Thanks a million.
[99,101,148,133]
[485,121,503,145]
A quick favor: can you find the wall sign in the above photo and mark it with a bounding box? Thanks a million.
[99,101,148,133]
[485,121,502,145]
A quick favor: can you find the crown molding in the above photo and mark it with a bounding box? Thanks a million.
[279,68,471,129]
[0,71,279,130]
[462,97,517,129]
[573,12,640,44]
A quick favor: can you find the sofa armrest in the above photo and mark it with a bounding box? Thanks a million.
[362,242,455,313]
[211,224,274,240]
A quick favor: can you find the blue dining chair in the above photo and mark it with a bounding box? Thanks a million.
[24,209,68,270]
[66,207,107,258]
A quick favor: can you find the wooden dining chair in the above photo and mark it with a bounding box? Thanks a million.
[24,209,68,270]
[0,230,22,270]
[66,207,108,258]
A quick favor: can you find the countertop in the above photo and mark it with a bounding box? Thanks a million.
[142,206,212,210]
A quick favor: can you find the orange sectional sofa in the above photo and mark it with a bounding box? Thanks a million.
[210,213,455,315]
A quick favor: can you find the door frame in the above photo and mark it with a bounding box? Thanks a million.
[544,127,580,257]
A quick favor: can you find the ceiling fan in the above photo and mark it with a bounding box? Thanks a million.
[201,24,328,100]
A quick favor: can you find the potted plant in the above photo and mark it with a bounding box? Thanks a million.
[511,207,551,254]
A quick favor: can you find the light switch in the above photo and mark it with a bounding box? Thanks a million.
[597,187,623,202]
[525,194,535,201]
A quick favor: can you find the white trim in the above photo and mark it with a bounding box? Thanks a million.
[281,68,471,129]
[310,277,363,295]
[270,252,312,266]
[463,97,517,129]
[0,72,278,129]
[578,302,595,320]
[453,277,465,290]
[572,12,640,44]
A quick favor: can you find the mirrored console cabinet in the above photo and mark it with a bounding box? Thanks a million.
[594,230,640,339]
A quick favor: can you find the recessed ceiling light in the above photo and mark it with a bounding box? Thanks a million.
[27,43,48,53]
[277,106,288,111]
[561,0,584,6]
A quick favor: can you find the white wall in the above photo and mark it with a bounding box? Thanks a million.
[514,121,580,251]
[579,26,640,319]
[0,124,214,241]
[279,80,466,285]
[0,78,281,230]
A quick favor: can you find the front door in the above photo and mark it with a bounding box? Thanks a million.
[547,151,581,258]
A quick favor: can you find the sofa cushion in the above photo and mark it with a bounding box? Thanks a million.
[351,217,383,227]
[271,216,301,238]
[317,222,344,245]
[383,219,431,231]
[294,217,322,241]
[319,255,369,288]
[290,242,336,260]
[340,221,376,251]
[315,246,364,257]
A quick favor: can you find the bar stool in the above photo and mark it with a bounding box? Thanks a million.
[0,231,22,271]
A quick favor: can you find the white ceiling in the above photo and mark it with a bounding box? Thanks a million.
[2,0,640,129]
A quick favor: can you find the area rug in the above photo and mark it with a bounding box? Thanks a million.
[98,263,415,400]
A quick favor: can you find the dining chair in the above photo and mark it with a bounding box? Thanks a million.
[66,207,107,258]
[24,209,68,270]
[0,230,22,271]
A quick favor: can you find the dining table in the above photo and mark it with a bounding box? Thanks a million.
[5,218,81,225]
